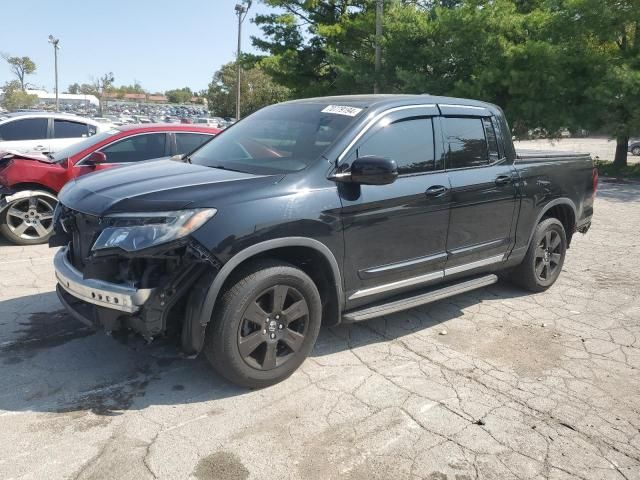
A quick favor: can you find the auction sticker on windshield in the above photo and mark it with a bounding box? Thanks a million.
[321,105,363,117]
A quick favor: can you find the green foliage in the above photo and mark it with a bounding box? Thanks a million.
[66,82,99,95]
[253,0,639,166]
[206,62,291,118]
[1,80,37,110]
[595,159,640,179]
[2,55,36,90]
[165,87,193,104]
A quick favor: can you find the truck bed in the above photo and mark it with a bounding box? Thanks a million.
[516,149,591,161]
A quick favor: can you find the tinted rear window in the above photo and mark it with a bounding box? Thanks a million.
[443,117,489,169]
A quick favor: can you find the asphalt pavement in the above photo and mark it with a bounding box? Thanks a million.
[0,181,639,479]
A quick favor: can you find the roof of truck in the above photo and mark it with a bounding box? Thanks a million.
[281,94,498,111]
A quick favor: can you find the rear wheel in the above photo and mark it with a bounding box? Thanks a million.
[510,217,567,292]
[632,146,640,156]
[203,259,322,388]
[0,194,56,245]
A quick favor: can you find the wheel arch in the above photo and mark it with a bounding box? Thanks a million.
[7,183,58,196]
[530,198,576,248]
[198,237,344,330]
[0,187,58,213]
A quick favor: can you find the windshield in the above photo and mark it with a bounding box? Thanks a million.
[50,130,119,162]
[189,103,363,174]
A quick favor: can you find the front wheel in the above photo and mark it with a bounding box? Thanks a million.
[203,259,322,388]
[631,146,640,156]
[510,217,567,292]
[0,194,57,245]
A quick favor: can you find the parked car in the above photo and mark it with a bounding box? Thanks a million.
[0,113,108,154]
[195,118,221,128]
[51,95,596,388]
[628,138,640,156]
[0,124,219,245]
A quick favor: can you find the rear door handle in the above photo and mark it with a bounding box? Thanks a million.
[33,145,47,151]
[425,185,448,197]
[495,175,512,186]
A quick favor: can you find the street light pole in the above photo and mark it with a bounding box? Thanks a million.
[48,35,60,112]
[234,1,251,120]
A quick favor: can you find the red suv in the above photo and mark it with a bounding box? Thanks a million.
[0,124,219,245]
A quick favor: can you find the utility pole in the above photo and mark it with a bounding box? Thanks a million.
[374,0,383,94]
[235,1,251,120]
[373,0,384,93]
[48,35,60,111]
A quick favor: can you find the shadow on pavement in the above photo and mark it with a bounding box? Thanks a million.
[0,280,528,416]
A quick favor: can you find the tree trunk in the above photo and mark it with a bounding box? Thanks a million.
[614,135,629,168]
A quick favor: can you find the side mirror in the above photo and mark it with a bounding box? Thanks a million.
[170,154,184,162]
[85,151,107,165]
[335,155,398,185]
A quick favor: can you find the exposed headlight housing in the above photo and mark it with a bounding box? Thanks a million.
[92,208,217,252]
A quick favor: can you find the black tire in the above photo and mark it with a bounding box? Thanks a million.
[0,194,57,245]
[510,217,567,292]
[203,259,322,388]
[632,146,640,156]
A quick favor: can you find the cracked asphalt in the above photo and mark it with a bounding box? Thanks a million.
[0,181,639,480]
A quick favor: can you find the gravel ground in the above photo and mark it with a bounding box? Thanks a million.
[0,181,639,480]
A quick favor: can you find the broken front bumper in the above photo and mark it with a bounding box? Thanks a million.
[54,247,155,314]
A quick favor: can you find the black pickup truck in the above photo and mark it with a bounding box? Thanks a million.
[50,95,596,387]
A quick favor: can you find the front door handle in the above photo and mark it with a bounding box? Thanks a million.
[425,185,448,197]
[495,175,512,186]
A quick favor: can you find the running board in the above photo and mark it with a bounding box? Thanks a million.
[342,274,498,323]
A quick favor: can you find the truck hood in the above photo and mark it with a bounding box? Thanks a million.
[59,159,282,216]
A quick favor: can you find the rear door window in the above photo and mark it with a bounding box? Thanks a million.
[443,117,489,169]
[0,118,48,141]
[99,133,167,163]
[54,119,89,139]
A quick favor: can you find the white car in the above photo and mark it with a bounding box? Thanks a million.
[195,117,221,128]
[0,113,109,154]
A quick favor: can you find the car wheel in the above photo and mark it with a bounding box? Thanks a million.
[203,259,322,388]
[510,217,567,292]
[0,194,56,245]
[631,146,640,156]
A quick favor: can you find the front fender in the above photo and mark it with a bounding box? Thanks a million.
[197,237,344,328]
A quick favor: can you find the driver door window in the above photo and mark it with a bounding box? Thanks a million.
[351,118,437,174]
[99,133,167,163]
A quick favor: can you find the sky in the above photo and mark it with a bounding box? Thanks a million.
[0,0,276,94]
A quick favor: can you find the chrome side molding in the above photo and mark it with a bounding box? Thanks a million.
[349,254,504,301]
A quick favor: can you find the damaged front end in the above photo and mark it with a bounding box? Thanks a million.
[51,205,220,354]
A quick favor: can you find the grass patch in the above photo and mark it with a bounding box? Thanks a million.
[594,159,640,179]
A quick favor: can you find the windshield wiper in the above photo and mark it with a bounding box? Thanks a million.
[210,165,245,173]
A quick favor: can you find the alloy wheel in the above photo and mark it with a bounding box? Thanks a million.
[5,197,55,241]
[534,230,562,282]
[237,284,309,371]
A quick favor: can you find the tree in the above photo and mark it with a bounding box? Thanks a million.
[1,80,37,110]
[254,0,639,164]
[165,87,193,104]
[66,82,99,95]
[206,62,290,118]
[1,55,36,90]
[92,72,115,116]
